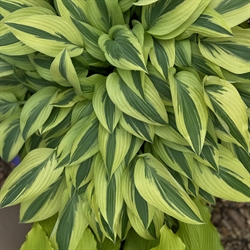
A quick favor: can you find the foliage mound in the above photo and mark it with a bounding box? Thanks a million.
[0,0,249,249]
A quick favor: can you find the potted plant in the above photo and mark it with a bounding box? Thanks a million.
[0,0,249,249]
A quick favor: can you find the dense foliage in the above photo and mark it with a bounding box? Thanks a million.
[0,0,249,249]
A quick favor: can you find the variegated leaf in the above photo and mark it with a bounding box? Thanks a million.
[127,207,164,240]
[20,175,65,223]
[71,19,106,61]
[122,160,156,228]
[0,58,13,77]
[94,153,124,234]
[175,40,192,68]
[71,100,93,125]
[50,48,82,95]
[0,148,63,207]
[198,28,250,74]
[187,6,232,37]
[169,69,208,154]
[93,78,122,133]
[20,86,58,140]
[39,107,71,134]
[149,38,175,80]
[141,0,201,36]
[152,137,193,179]
[0,6,55,55]
[28,53,54,82]
[193,145,250,202]
[98,25,147,72]
[120,113,155,142]
[134,153,203,224]
[69,113,99,166]
[56,116,90,168]
[147,62,172,106]
[50,187,88,250]
[191,42,224,78]
[106,72,168,125]
[99,123,131,176]
[0,110,24,162]
[65,156,94,189]
[54,0,89,23]
[5,15,84,57]
[204,76,249,151]
[0,91,20,121]
[51,89,83,108]
[209,0,250,27]
[86,0,124,33]
[0,0,55,19]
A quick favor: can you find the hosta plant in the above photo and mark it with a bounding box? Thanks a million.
[0,0,250,249]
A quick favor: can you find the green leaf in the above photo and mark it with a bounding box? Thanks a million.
[106,72,168,126]
[20,175,65,223]
[169,69,208,154]
[86,0,124,33]
[198,29,250,74]
[50,48,82,95]
[0,58,13,77]
[149,38,175,80]
[75,228,97,250]
[177,198,223,250]
[151,225,186,250]
[20,223,54,250]
[97,237,121,250]
[20,86,58,140]
[124,229,159,250]
[141,0,201,36]
[99,25,147,72]
[99,124,131,176]
[193,145,250,202]
[5,15,84,57]
[93,78,122,133]
[0,148,63,208]
[134,153,203,224]
[203,76,249,151]
[0,110,24,162]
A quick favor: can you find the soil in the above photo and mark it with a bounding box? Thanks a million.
[0,158,249,249]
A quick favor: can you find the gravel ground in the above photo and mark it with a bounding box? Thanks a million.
[0,158,249,249]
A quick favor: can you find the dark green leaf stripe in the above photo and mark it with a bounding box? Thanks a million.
[199,145,218,170]
[118,74,166,124]
[192,14,232,36]
[143,0,185,30]
[70,117,99,164]
[121,113,154,142]
[0,32,19,46]
[205,85,248,150]
[0,152,54,207]
[20,175,64,222]
[0,1,28,13]
[218,167,250,198]
[51,89,77,107]
[6,23,75,46]
[232,144,250,173]
[198,188,215,204]
[75,157,93,188]
[215,0,247,14]
[58,0,89,23]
